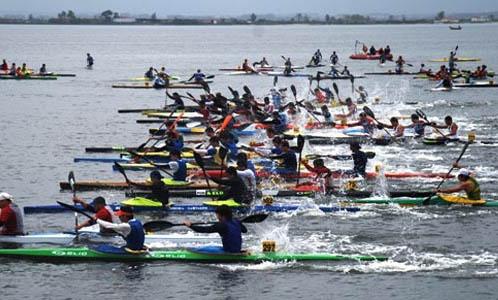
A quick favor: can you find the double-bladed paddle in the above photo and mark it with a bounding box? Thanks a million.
[193,151,215,201]
[415,109,446,137]
[143,213,269,232]
[363,106,400,144]
[422,141,470,205]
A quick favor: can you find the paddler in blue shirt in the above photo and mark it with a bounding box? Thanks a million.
[163,149,187,182]
[437,168,481,200]
[145,67,155,79]
[268,140,297,175]
[129,170,170,207]
[188,69,206,83]
[184,205,247,253]
[95,206,146,251]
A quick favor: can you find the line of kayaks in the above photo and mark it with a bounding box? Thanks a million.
[111,83,205,89]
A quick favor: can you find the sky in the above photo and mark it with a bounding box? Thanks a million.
[1,0,498,16]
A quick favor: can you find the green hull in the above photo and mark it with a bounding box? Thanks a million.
[348,196,498,207]
[0,247,386,263]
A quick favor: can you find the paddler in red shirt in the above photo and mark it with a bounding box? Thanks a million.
[73,196,118,233]
[0,192,24,235]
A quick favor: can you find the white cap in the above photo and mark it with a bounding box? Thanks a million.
[458,169,470,177]
[0,192,13,201]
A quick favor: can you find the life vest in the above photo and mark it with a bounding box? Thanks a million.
[465,177,481,200]
[173,159,187,181]
[124,219,145,250]
[413,122,425,135]
[221,219,243,253]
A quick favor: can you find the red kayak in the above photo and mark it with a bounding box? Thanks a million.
[349,53,393,60]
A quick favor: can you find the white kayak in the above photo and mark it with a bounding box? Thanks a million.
[265,71,310,77]
[0,226,219,245]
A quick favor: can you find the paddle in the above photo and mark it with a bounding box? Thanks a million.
[193,151,215,201]
[296,135,305,186]
[422,141,470,205]
[363,106,400,144]
[143,213,269,232]
[57,201,94,220]
[218,144,228,177]
[415,109,446,137]
[350,74,355,94]
[290,84,321,124]
[126,151,174,177]
[307,151,376,161]
[332,82,340,101]
[68,171,78,233]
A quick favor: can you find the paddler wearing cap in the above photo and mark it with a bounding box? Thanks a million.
[94,206,146,251]
[437,167,481,200]
[183,205,247,253]
[72,196,119,233]
[0,192,24,235]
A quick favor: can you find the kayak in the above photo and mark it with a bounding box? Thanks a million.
[112,83,204,89]
[265,71,310,78]
[364,72,420,75]
[305,64,326,68]
[219,67,273,72]
[127,188,315,198]
[429,57,481,62]
[0,75,57,80]
[35,73,76,77]
[453,82,498,88]
[149,127,255,136]
[0,247,387,263]
[225,71,263,76]
[144,111,204,118]
[422,136,460,145]
[23,201,361,214]
[118,107,199,114]
[130,75,181,81]
[349,53,393,60]
[430,87,461,92]
[0,230,219,245]
[350,194,493,207]
[310,75,366,80]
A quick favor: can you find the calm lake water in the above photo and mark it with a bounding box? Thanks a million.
[1,23,498,299]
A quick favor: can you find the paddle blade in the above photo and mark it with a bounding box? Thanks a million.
[68,171,75,194]
[143,220,176,232]
[193,151,205,169]
[56,201,94,220]
[136,142,147,151]
[218,144,228,161]
[186,92,196,100]
[415,109,427,120]
[297,135,305,153]
[241,213,269,223]
[273,76,278,87]
[290,85,297,98]
[243,85,252,95]
[219,115,233,132]
[114,162,130,183]
[206,75,215,79]
[333,82,339,95]
[350,75,355,84]
[363,106,375,119]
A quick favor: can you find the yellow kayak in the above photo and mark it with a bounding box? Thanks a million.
[438,193,486,205]
[429,57,481,62]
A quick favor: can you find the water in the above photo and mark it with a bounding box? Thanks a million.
[1,23,498,299]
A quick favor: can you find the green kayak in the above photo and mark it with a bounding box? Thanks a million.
[0,247,386,263]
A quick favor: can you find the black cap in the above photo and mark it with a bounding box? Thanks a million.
[150,170,164,179]
[91,196,106,206]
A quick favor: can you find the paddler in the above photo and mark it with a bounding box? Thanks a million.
[329,51,339,65]
[129,170,170,207]
[355,86,368,104]
[284,58,293,75]
[86,53,94,67]
[39,64,47,75]
[165,91,185,110]
[242,59,255,72]
[405,114,429,137]
[188,69,206,83]
[21,63,30,76]
[1,59,8,71]
[395,56,405,74]
[349,142,368,177]
[377,117,404,138]
[437,168,481,200]
[312,88,327,104]
[219,131,239,160]
[8,63,16,75]
[369,46,376,55]
[145,67,155,79]
[341,66,350,76]
[431,116,458,138]
[236,157,256,201]
[183,205,248,253]
[72,196,118,233]
[153,75,166,89]
[162,149,188,182]
[157,67,169,80]
[347,112,375,135]
[268,140,297,175]
[209,167,253,205]
[302,158,333,186]
[95,206,146,251]
[448,51,456,74]
[320,105,335,125]
[0,192,24,235]
[335,98,357,120]
[253,57,270,67]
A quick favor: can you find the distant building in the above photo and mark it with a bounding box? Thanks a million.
[434,18,460,24]
[470,16,490,23]
[113,18,136,23]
